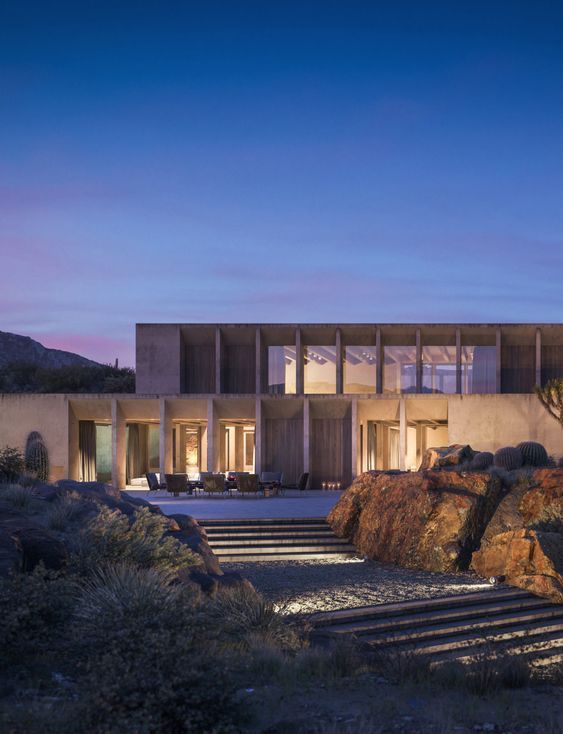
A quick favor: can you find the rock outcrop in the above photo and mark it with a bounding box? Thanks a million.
[471,469,563,602]
[328,470,503,573]
[418,444,476,471]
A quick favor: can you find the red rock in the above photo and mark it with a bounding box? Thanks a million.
[418,444,476,471]
[328,470,502,573]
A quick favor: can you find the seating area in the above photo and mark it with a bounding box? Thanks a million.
[146,471,310,498]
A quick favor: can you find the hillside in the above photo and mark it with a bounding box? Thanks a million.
[0,331,100,369]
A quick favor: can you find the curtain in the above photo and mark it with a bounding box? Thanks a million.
[126,424,148,484]
[79,421,97,482]
[367,421,377,471]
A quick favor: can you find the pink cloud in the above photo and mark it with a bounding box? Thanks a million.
[39,332,134,367]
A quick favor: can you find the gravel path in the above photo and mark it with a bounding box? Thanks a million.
[222,558,490,614]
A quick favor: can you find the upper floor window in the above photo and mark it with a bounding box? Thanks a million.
[422,346,457,394]
[267,346,296,395]
[384,346,416,394]
[304,346,336,394]
[462,346,496,393]
[344,346,377,393]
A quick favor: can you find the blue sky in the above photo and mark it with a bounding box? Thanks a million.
[1,1,562,365]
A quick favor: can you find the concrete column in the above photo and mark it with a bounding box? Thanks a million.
[399,398,407,471]
[335,327,343,394]
[376,327,383,394]
[496,328,502,394]
[415,329,422,393]
[296,327,304,394]
[177,424,186,473]
[234,426,244,471]
[215,327,222,395]
[255,398,263,476]
[255,327,262,394]
[303,398,311,475]
[206,398,217,472]
[455,328,462,394]
[535,328,542,387]
[159,398,173,482]
[351,398,358,480]
[68,404,80,481]
[111,399,126,490]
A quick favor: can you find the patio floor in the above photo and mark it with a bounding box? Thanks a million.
[124,488,343,520]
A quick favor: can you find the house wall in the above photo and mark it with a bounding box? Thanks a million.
[136,324,182,394]
[0,394,70,481]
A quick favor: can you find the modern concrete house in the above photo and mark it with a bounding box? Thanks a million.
[1,323,563,490]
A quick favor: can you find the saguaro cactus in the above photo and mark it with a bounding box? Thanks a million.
[24,431,49,482]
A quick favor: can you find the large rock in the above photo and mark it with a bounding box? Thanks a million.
[166,513,222,576]
[471,469,563,602]
[56,479,121,501]
[329,470,503,572]
[13,527,68,572]
[419,444,476,471]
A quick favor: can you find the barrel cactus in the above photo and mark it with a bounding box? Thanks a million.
[471,451,494,471]
[493,446,523,472]
[516,441,548,467]
[24,431,49,482]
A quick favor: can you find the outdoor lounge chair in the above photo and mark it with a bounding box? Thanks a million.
[165,473,189,497]
[237,473,260,495]
[283,472,309,491]
[260,471,284,493]
[146,472,166,491]
[203,474,227,496]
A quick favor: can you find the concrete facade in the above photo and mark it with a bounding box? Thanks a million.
[1,323,563,489]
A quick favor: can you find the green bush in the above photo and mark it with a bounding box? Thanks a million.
[0,446,24,483]
[45,494,85,530]
[0,567,77,666]
[70,506,201,575]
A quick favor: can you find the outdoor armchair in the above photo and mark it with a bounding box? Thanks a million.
[165,473,189,497]
[146,472,166,491]
[237,473,260,495]
[203,474,228,495]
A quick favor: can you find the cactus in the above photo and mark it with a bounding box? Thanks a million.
[516,441,548,467]
[493,446,523,472]
[24,431,49,482]
[471,451,494,471]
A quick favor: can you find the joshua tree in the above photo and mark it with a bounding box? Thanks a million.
[535,379,563,428]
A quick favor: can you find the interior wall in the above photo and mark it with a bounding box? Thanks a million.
[310,416,352,486]
[263,417,303,485]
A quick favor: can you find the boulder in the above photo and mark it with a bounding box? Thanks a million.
[56,479,121,501]
[328,470,503,572]
[419,444,476,471]
[166,513,222,575]
[471,469,563,602]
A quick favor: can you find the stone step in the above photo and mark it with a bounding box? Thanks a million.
[210,536,353,548]
[201,517,328,527]
[214,542,357,555]
[204,526,334,536]
[216,549,357,562]
[355,607,563,646]
[309,587,532,627]
[319,596,553,637]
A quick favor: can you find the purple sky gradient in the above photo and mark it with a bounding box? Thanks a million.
[1,1,563,366]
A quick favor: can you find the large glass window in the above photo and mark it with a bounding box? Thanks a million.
[267,346,296,394]
[304,346,337,394]
[461,346,497,393]
[422,346,457,394]
[344,346,377,393]
[383,346,416,394]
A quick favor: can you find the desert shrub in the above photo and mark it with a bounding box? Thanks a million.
[75,607,240,733]
[462,646,503,695]
[0,446,24,483]
[499,655,531,688]
[370,646,432,685]
[0,483,33,509]
[70,506,200,575]
[74,564,193,644]
[207,586,301,652]
[0,567,77,666]
[293,638,362,681]
[46,494,85,530]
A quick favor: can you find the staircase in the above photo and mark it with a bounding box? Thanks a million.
[309,586,563,664]
[200,517,357,562]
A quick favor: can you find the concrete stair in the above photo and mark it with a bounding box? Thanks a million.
[200,517,357,562]
[310,587,563,665]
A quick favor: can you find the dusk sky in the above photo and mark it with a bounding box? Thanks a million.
[1,1,563,366]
